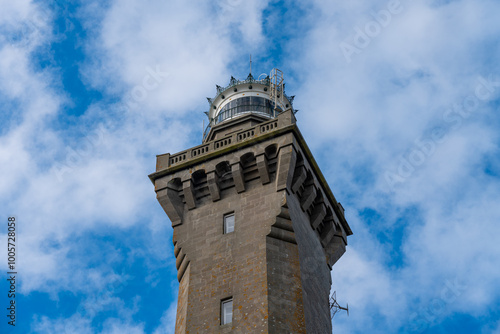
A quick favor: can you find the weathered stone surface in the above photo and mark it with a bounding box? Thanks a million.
[175,263,189,334]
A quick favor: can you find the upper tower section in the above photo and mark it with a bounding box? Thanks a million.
[203,69,295,142]
[150,67,352,333]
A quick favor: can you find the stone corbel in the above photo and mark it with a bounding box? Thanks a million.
[319,220,336,248]
[291,164,307,193]
[326,234,347,268]
[310,203,327,230]
[156,178,184,226]
[206,170,221,201]
[256,153,270,185]
[300,184,317,212]
[231,162,246,193]
[182,177,196,210]
[276,144,297,192]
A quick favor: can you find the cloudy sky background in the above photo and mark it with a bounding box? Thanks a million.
[1,0,499,333]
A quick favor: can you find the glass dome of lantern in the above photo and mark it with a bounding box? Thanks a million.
[203,69,295,142]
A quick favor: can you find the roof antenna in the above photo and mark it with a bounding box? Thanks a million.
[249,54,252,75]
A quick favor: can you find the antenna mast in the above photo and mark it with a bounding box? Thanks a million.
[249,54,252,75]
[330,291,349,319]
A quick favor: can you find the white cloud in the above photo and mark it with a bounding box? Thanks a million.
[330,214,408,333]
[33,314,94,334]
[32,315,147,334]
[153,301,177,334]
[101,319,145,334]
[78,0,270,117]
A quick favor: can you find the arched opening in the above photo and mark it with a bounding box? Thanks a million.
[240,152,256,169]
[167,177,182,191]
[192,170,207,186]
[216,161,231,179]
[265,144,278,159]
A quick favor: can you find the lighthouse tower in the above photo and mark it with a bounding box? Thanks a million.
[149,70,352,333]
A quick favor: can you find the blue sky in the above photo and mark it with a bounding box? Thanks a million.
[1,0,499,333]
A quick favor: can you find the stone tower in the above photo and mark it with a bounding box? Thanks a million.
[149,70,352,333]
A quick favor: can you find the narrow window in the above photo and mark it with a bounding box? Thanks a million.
[224,213,235,234]
[221,298,233,325]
